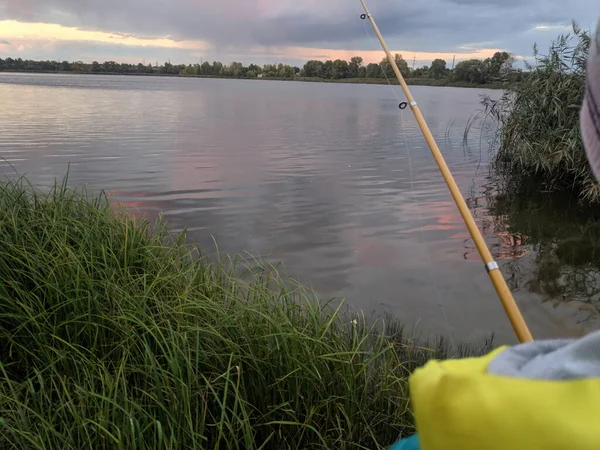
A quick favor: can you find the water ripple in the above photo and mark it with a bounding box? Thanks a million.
[0,73,588,342]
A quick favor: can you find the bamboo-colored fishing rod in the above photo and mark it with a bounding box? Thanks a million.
[359,0,533,343]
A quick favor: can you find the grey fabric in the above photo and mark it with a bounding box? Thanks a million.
[488,330,600,380]
[582,20,600,181]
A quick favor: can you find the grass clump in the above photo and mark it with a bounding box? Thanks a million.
[0,178,488,449]
[481,22,598,202]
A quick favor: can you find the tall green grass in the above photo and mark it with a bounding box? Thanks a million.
[0,178,490,449]
[481,22,598,202]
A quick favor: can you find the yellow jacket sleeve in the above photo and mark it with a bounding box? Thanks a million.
[410,347,600,450]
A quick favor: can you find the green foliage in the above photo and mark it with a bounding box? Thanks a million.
[489,51,512,79]
[180,64,200,76]
[349,56,363,78]
[302,54,408,81]
[0,54,506,86]
[301,60,323,77]
[380,54,409,78]
[212,61,224,76]
[0,178,489,449]
[332,59,350,79]
[0,57,297,79]
[482,22,596,202]
[429,59,447,79]
[411,65,429,78]
[321,60,334,78]
[200,61,213,75]
[365,62,381,78]
[453,59,488,83]
[452,52,512,84]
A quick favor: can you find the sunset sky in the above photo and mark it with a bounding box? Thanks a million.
[0,0,597,67]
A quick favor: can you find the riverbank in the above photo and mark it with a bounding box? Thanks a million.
[284,76,504,89]
[0,178,491,449]
[0,69,503,89]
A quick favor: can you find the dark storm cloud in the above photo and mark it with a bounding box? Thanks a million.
[0,0,597,56]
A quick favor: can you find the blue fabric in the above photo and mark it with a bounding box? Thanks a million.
[389,434,420,450]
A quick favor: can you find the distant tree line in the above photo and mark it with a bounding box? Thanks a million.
[0,51,518,84]
[0,57,301,78]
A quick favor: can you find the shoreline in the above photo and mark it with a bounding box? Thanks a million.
[0,69,504,89]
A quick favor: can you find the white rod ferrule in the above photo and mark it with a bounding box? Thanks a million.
[485,261,499,273]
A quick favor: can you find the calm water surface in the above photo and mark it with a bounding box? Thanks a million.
[1,73,598,344]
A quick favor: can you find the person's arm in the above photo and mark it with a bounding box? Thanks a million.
[409,332,600,449]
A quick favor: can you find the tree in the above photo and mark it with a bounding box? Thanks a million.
[332,59,349,79]
[395,54,409,77]
[380,54,408,78]
[160,61,173,74]
[60,60,72,71]
[412,65,429,77]
[488,51,510,78]
[277,63,285,77]
[262,64,277,77]
[220,64,231,77]
[302,60,323,77]
[248,64,261,76]
[365,63,381,78]
[429,59,447,78]
[321,60,334,79]
[181,64,199,76]
[212,61,223,76]
[500,55,515,76]
[200,61,212,75]
[275,64,294,78]
[348,56,363,78]
[453,59,487,83]
[230,61,243,77]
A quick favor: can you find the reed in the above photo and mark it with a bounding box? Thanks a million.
[481,22,597,201]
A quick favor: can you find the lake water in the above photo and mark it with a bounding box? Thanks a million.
[1,72,598,344]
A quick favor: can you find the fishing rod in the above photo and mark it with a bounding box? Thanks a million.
[358,0,533,343]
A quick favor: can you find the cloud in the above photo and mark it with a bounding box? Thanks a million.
[0,20,208,50]
[0,0,597,64]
